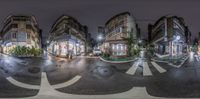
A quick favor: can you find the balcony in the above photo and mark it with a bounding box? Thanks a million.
[105,27,124,40]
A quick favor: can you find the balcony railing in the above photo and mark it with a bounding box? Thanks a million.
[106,27,122,38]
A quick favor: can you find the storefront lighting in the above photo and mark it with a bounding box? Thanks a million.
[138,40,142,43]
[76,43,79,46]
[176,36,180,41]
[98,35,103,41]
[117,44,119,50]
[6,42,12,46]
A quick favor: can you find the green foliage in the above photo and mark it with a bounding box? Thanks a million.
[10,46,42,57]
[102,53,110,58]
[131,47,141,56]
[147,44,155,55]
[121,32,137,57]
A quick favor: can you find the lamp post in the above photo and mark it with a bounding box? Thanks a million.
[97,34,103,49]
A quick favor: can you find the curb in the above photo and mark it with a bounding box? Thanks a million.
[99,56,137,63]
[151,56,189,68]
[0,53,42,58]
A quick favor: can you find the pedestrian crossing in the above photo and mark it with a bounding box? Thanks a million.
[126,62,139,75]
[151,62,166,73]
[126,60,167,76]
[195,55,200,62]
[143,62,152,76]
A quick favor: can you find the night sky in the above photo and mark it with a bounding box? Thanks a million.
[0,0,199,42]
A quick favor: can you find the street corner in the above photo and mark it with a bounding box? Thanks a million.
[0,73,39,98]
[47,62,135,95]
[0,1,200,98]
[55,72,135,95]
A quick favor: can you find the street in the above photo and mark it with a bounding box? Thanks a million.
[0,52,200,98]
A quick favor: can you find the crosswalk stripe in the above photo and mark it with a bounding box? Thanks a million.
[151,62,166,73]
[143,62,152,76]
[196,57,200,62]
[126,62,139,75]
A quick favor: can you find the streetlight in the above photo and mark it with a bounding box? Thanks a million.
[176,35,180,41]
[138,39,142,47]
[138,40,142,44]
[97,34,103,50]
[46,40,49,44]
[98,35,103,41]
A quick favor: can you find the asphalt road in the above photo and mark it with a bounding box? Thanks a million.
[1,53,200,98]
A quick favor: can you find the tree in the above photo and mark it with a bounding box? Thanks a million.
[121,32,136,57]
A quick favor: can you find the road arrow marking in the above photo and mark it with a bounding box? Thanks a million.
[37,72,153,98]
[6,77,40,90]
[151,62,166,73]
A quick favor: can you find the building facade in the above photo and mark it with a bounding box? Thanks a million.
[102,12,138,57]
[197,32,200,54]
[85,32,94,55]
[1,15,42,54]
[0,35,2,53]
[47,15,87,57]
[97,26,105,43]
[96,26,105,50]
[148,16,191,57]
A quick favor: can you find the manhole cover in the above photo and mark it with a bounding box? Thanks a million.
[90,66,114,78]
[28,67,40,74]
[21,61,28,65]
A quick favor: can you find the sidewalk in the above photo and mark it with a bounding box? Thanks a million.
[152,53,189,68]
[99,56,137,63]
[46,52,78,60]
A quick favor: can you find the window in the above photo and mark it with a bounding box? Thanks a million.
[12,33,17,39]
[27,33,30,39]
[11,24,18,28]
[17,32,27,42]
[119,20,124,26]
[26,24,32,30]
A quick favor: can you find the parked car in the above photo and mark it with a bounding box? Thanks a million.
[93,49,101,56]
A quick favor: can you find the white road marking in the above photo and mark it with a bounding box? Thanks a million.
[37,72,152,98]
[196,57,200,62]
[6,77,40,90]
[126,62,139,75]
[151,62,166,73]
[143,62,152,76]
[52,76,81,89]
[5,72,197,99]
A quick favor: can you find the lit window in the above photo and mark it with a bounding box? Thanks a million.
[27,33,30,39]
[12,33,16,39]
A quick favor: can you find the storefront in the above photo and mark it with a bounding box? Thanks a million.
[102,41,127,56]
[48,35,85,57]
[171,41,183,55]
[111,43,127,56]
[2,42,16,54]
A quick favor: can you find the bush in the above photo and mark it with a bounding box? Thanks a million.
[146,44,155,55]
[102,53,110,58]
[10,46,42,57]
[131,48,141,56]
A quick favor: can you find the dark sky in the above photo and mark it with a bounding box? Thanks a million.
[0,0,200,41]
